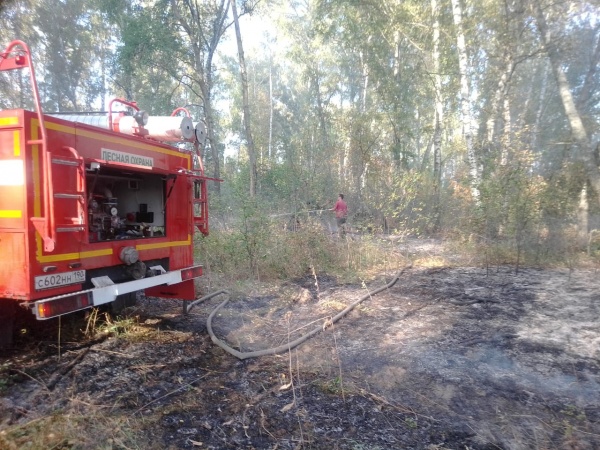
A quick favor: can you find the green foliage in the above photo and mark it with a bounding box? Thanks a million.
[318,376,344,395]
[197,213,338,282]
[84,308,138,339]
[404,417,418,429]
[199,195,410,284]
[441,146,594,268]
[1,0,599,272]
[368,170,434,236]
[102,0,187,111]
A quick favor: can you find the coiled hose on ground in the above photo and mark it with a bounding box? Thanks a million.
[185,266,411,360]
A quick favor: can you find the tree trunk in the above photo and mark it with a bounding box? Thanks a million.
[431,0,443,231]
[530,61,549,154]
[360,48,369,113]
[486,53,515,160]
[451,0,480,202]
[313,70,329,152]
[231,0,257,197]
[170,0,230,194]
[500,92,512,165]
[201,76,221,193]
[576,30,600,112]
[533,0,600,205]
[578,185,589,247]
[268,53,273,161]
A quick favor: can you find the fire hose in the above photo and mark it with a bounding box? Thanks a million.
[185,266,411,360]
[269,209,328,218]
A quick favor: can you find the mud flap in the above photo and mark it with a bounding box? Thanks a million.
[144,279,196,300]
[0,299,16,349]
[111,291,138,315]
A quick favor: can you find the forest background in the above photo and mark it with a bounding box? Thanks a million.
[2,0,600,280]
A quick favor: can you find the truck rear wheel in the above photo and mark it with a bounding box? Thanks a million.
[111,291,138,315]
[0,299,16,349]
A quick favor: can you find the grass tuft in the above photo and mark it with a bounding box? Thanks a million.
[0,411,148,450]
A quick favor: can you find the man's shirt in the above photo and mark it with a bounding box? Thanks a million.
[333,199,348,218]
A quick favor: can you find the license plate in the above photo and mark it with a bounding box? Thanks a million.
[35,270,86,291]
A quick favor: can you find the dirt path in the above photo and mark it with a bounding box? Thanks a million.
[1,239,599,449]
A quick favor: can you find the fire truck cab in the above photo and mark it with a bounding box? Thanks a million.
[0,40,211,347]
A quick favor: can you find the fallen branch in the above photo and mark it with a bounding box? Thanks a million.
[88,348,134,358]
[9,368,48,391]
[357,387,438,422]
[47,347,90,391]
[131,374,207,416]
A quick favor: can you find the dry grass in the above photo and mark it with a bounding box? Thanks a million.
[0,410,149,450]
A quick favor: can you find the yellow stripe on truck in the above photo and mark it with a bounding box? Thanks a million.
[0,117,18,127]
[0,210,22,218]
[136,235,192,251]
[13,130,20,156]
[37,248,113,263]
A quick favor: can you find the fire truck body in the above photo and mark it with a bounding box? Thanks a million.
[0,40,210,342]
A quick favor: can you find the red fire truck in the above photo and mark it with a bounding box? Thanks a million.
[0,40,212,347]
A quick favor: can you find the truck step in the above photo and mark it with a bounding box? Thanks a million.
[51,157,80,166]
[56,225,85,232]
[54,192,85,199]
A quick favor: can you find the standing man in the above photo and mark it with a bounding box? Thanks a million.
[332,193,348,236]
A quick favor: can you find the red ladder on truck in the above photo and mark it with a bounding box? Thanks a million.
[51,148,86,234]
[192,177,209,235]
[1,40,86,251]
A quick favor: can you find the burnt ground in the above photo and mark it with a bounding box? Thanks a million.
[0,239,599,449]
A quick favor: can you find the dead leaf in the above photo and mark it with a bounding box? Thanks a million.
[280,401,295,413]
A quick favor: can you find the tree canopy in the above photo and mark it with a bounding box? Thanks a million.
[2,0,599,253]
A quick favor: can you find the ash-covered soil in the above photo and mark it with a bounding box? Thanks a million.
[1,240,599,449]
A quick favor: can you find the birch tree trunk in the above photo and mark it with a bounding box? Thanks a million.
[530,61,549,154]
[451,0,480,202]
[360,49,369,113]
[486,53,515,161]
[578,185,589,246]
[431,0,443,231]
[268,54,273,161]
[231,0,258,197]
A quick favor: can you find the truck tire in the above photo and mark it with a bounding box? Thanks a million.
[111,291,138,315]
[0,299,16,349]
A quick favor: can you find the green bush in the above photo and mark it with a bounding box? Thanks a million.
[196,215,340,281]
